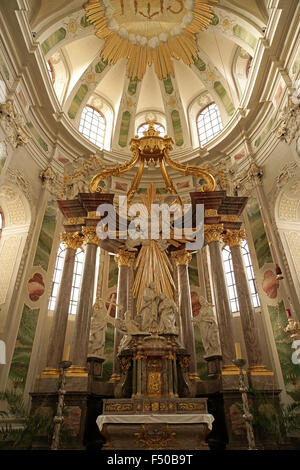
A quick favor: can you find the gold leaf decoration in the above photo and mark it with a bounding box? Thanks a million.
[84,0,218,80]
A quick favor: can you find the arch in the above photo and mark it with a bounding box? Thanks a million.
[0,184,32,331]
[275,177,300,298]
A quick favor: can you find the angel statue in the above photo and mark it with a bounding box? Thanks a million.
[192,296,221,357]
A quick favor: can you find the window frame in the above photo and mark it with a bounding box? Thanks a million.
[47,60,55,84]
[222,240,260,314]
[79,104,106,149]
[196,102,223,147]
[48,243,85,315]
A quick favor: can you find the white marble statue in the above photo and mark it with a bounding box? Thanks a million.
[139,282,159,331]
[158,294,178,334]
[88,302,111,359]
[192,296,221,357]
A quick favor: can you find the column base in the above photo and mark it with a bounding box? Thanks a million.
[66,366,88,377]
[248,365,275,390]
[38,368,60,379]
[248,365,274,376]
[109,374,121,383]
[221,365,247,390]
[221,364,241,375]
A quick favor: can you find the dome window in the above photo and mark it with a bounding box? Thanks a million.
[79,105,106,149]
[197,103,223,147]
[47,60,55,84]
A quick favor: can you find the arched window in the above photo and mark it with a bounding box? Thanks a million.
[222,246,239,313]
[222,240,260,313]
[48,243,85,314]
[241,240,260,308]
[79,105,106,149]
[48,243,65,311]
[69,249,85,314]
[137,122,165,139]
[47,60,55,84]
[197,103,223,147]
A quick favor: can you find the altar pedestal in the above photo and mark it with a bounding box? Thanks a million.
[97,411,214,450]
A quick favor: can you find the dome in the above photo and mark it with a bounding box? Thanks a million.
[31,0,268,153]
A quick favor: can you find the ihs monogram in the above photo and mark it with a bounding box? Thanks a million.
[119,0,184,19]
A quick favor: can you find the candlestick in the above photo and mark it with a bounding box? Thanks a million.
[63,344,70,361]
[235,342,242,360]
[232,357,257,450]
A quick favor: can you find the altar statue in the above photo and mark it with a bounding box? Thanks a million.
[139,282,159,331]
[112,310,146,353]
[192,296,221,357]
[88,302,110,359]
[158,294,178,334]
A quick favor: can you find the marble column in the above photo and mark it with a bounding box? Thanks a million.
[171,249,199,381]
[69,226,99,373]
[111,251,135,381]
[205,225,236,370]
[44,232,83,374]
[223,229,264,370]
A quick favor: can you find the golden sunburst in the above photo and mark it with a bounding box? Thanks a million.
[84,0,218,80]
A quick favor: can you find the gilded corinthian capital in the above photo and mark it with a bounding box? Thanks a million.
[204,224,224,244]
[171,249,192,266]
[114,250,136,267]
[82,226,100,246]
[223,229,246,247]
[61,232,83,251]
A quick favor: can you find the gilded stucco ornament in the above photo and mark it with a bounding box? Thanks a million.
[222,229,246,247]
[84,0,218,80]
[89,122,216,201]
[171,249,192,266]
[82,226,100,245]
[61,231,84,250]
[204,224,223,243]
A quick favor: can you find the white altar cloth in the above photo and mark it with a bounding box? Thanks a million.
[97,414,214,432]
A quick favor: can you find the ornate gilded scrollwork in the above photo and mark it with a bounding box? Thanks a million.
[88,150,140,195]
[61,154,105,197]
[163,149,216,192]
[87,122,216,202]
[134,424,177,450]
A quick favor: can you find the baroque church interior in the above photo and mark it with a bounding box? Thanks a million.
[0,0,300,452]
